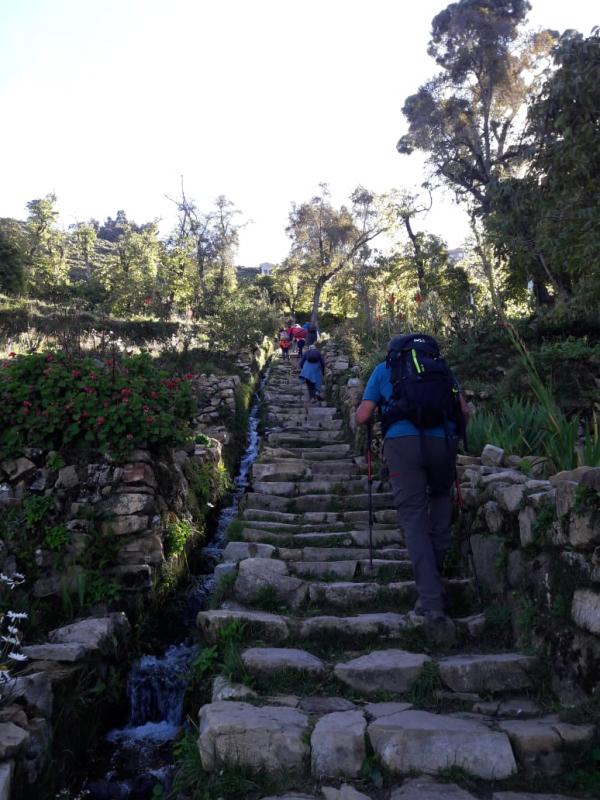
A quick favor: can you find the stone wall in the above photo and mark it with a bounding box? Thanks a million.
[0,336,272,799]
[322,339,600,702]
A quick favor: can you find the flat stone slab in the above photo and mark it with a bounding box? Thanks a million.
[299,696,357,714]
[242,647,326,676]
[391,777,477,799]
[493,795,582,800]
[438,653,535,694]
[0,722,29,759]
[311,710,366,779]
[238,557,289,576]
[335,650,430,694]
[308,582,379,609]
[198,701,309,772]
[368,709,517,779]
[196,610,289,643]
[212,675,258,702]
[322,788,372,800]
[223,542,276,562]
[473,698,541,718]
[299,613,408,641]
[292,560,358,579]
[48,614,129,654]
[22,643,89,662]
[365,702,413,720]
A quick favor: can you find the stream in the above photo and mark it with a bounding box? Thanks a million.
[83,373,267,800]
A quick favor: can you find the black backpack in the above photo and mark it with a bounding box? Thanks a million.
[380,333,464,439]
[306,348,321,363]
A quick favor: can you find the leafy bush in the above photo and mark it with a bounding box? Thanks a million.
[164,516,194,558]
[0,351,195,458]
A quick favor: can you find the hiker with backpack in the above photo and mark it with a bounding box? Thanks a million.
[291,323,307,357]
[299,344,325,403]
[355,333,469,624]
[278,327,292,360]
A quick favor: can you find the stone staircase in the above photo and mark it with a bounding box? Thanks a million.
[195,359,595,799]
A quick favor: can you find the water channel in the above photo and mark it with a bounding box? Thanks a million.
[81,372,267,799]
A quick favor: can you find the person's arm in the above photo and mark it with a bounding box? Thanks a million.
[355,365,381,426]
[356,400,376,425]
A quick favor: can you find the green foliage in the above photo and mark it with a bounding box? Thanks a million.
[224,519,245,542]
[164,516,194,558]
[574,484,600,516]
[0,351,195,459]
[530,502,556,545]
[46,452,65,471]
[406,661,442,706]
[23,495,54,527]
[484,603,513,647]
[43,524,71,552]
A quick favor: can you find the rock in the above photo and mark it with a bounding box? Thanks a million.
[238,557,288,576]
[56,465,79,490]
[322,787,371,800]
[498,719,563,775]
[518,506,537,548]
[473,698,541,718]
[493,794,581,800]
[298,697,357,714]
[368,709,516,779]
[21,643,89,662]
[29,469,54,492]
[13,673,53,717]
[334,650,430,694]
[481,445,505,467]
[580,468,600,492]
[198,701,309,772]
[223,542,276,562]
[48,614,129,654]
[262,795,315,800]
[494,484,526,513]
[555,481,578,517]
[365,702,413,719]
[122,462,157,488]
[0,761,12,800]
[117,533,164,565]
[568,512,599,549]
[197,610,289,643]
[483,501,505,534]
[0,722,29,759]
[242,647,326,677]
[571,589,600,635]
[102,493,155,516]
[234,571,308,610]
[1,458,35,481]
[101,515,149,536]
[211,675,258,702]
[311,710,366,778]
[438,653,535,694]
[455,613,487,638]
[0,484,14,507]
[214,562,237,583]
[299,613,407,641]
[470,535,505,595]
[549,467,592,486]
[391,777,477,799]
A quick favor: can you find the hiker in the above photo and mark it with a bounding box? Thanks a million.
[307,321,319,346]
[355,333,469,623]
[278,328,292,360]
[300,344,325,403]
[291,323,306,357]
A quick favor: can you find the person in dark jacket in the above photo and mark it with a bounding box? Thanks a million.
[299,345,324,403]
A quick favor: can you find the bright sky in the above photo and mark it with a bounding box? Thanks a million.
[0,0,597,266]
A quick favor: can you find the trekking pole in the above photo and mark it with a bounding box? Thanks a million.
[367,422,374,569]
[455,478,482,607]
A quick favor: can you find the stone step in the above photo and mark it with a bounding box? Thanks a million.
[242,646,326,678]
[262,444,353,460]
[298,613,409,642]
[289,559,413,581]
[197,609,290,643]
[266,431,346,446]
[267,419,343,431]
[241,492,396,514]
[284,546,408,562]
[240,529,403,548]
[437,653,537,695]
[251,479,385,498]
[334,649,430,694]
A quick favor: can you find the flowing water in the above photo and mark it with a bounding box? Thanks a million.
[84,374,266,800]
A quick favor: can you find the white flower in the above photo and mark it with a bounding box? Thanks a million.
[7,626,18,635]
[1,635,19,645]
[6,611,27,620]
[7,652,27,662]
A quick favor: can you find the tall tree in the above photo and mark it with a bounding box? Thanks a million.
[397,0,554,215]
[25,193,68,296]
[286,185,387,325]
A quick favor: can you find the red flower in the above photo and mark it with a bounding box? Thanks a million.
[45,353,55,362]
[144,297,152,305]
[184,373,194,380]
[151,391,158,400]
[143,405,150,413]
[8,352,16,358]
[121,387,132,397]
[106,359,114,367]
[23,400,32,407]
[82,386,95,394]
[88,371,97,381]
[96,416,106,426]
[414,291,423,304]
[72,370,82,378]
[126,433,134,440]
[81,410,90,418]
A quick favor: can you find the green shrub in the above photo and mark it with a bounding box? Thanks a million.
[164,516,194,558]
[0,351,195,458]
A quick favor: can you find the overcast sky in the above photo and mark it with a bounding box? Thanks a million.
[0,0,597,265]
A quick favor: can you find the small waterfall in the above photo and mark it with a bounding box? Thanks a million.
[84,371,267,799]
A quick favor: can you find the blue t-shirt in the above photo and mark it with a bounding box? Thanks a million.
[362,361,456,439]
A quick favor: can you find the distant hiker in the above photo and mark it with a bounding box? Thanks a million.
[300,344,325,403]
[278,328,292,360]
[307,321,319,346]
[291,323,306,357]
[355,333,469,624]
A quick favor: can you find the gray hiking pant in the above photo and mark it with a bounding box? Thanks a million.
[383,436,457,613]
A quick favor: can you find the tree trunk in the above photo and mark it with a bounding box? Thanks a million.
[311,277,326,327]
